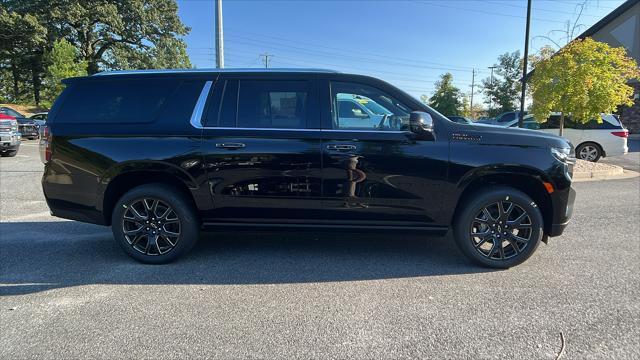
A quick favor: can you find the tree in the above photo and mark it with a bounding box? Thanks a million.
[482,51,522,117]
[0,7,46,103]
[44,0,190,74]
[106,36,191,70]
[41,39,86,107]
[529,37,639,136]
[425,73,463,116]
[1,0,192,105]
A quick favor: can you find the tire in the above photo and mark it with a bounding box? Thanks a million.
[1,150,17,157]
[576,142,602,162]
[111,183,199,264]
[454,186,544,268]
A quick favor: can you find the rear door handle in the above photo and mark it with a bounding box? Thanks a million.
[326,144,356,151]
[216,142,245,149]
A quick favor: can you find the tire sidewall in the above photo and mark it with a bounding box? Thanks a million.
[576,142,602,162]
[454,187,543,268]
[111,184,199,264]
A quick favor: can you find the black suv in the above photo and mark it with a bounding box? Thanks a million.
[41,69,575,268]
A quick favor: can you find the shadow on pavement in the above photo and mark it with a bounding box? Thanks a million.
[0,221,494,296]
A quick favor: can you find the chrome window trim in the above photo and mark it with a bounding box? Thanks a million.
[189,81,406,134]
[190,81,213,129]
[194,126,406,134]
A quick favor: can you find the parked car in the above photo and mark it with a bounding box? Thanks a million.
[505,113,628,162]
[0,106,39,140]
[0,113,21,157]
[41,69,575,268]
[29,112,48,127]
[476,111,527,125]
[447,116,473,124]
[336,93,393,129]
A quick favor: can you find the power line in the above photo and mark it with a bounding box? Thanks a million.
[260,53,273,68]
[409,0,567,24]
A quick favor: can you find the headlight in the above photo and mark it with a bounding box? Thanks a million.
[551,147,571,162]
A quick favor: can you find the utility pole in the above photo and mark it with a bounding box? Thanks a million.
[469,68,476,119]
[519,0,531,128]
[488,65,497,110]
[260,53,273,68]
[215,0,224,68]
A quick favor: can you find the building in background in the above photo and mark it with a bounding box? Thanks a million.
[577,0,639,132]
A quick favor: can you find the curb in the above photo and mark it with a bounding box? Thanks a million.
[573,169,639,182]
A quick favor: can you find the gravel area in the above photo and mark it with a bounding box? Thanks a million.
[573,159,621,172]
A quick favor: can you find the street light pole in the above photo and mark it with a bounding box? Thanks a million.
[215,0,224,69]
[488,65,497,110]
[518,0,532,128]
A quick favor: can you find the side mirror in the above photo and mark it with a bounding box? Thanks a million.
[409,111,434,133]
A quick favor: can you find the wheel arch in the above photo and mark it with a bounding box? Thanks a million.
[452,166,554,235]
[99,164,200,226]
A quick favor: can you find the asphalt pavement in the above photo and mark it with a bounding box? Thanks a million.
[601,137,640,172]
[1,141,639,359]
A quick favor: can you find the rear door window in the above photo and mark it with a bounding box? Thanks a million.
[56,79,180,123]
[237,80,310,129]
[203,80,238,127]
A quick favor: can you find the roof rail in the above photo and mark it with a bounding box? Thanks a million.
[93,68,340,76]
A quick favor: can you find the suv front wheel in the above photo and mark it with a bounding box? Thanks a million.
[454,186,544,268]
[111,183,199,264]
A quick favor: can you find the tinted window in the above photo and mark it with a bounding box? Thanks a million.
[581,117,620,129]
[331,82,410,131]
[203,80,238,127]
[156,80,204,125]
[56,79,179,123]
[498,113,516,122]
[237,80,309,129]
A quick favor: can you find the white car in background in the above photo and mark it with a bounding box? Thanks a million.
[505,113,628,162]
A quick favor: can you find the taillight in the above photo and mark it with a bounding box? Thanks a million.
[39,125,51,164]
[611,130,628,138]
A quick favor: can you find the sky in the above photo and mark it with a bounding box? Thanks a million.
[175,0,627,102]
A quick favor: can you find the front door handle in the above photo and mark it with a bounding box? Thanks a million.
[216,142,245,149]
[326,144,356,151]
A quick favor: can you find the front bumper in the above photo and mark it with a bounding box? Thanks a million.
[548,186,576,237]
[1,132,21,149]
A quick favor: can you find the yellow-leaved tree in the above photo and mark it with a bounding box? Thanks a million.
[529,38,639,136]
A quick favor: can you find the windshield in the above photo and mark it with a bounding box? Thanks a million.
[0,108,24,118]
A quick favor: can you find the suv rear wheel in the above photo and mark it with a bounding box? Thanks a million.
[454,186,543,268]
[111,183,199,264]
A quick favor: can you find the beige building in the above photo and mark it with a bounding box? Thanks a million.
[579,0,639,132]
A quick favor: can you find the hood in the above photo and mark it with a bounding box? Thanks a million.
[450,122,571,149]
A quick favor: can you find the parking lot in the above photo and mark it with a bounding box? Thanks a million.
[1,140,639,359]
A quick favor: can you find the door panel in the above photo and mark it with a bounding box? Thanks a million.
[201,129,323,221]
[321,131,448,224]
[199,76,323,222]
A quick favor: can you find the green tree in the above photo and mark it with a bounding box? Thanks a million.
[425,73,463,116]
[1,0,191,105]
[44,0,190,74]
[106,36,191,70]
[41,39,86,107]
[529,38,639,136]
[0,7,46,103]
[482,51,522,117]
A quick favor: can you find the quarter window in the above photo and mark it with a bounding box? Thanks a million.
[56,79,179,123]
[331,82,409,131]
